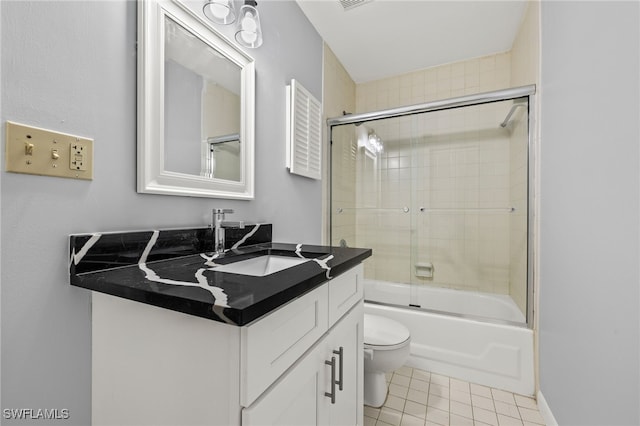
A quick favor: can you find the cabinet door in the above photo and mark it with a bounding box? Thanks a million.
[241,285,329,407]
[324,302,364,426]
[242,341,330,426]
[328,264,363,327]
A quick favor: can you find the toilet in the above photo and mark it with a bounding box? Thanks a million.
[363,313,411,407]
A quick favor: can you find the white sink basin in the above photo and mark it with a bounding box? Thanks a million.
[215,255,311,277]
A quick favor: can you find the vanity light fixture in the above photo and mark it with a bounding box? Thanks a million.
[235,0,263,48]
[203,0,237,25]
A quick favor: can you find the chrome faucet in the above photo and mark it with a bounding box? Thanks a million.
[213,208,234,254]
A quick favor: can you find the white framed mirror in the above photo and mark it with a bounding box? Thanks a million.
[138,0,255,199]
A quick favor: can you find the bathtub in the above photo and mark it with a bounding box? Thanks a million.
[364,279,526,323]
[364,279,535,396]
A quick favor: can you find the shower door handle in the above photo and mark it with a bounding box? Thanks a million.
[333,347,344,391]
[324,356,336,404]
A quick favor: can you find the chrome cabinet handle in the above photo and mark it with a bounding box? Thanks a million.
[325,357,336,404]
[333,347,344,391]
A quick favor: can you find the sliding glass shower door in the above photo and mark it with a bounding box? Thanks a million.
[330,90,531,325]
[331,120,413,305]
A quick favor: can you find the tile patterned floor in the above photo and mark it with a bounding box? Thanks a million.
[364,366,546,426]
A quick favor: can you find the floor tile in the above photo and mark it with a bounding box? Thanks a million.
[364,415,378,426]
[451,413,475,426]
[426,407,450,425]
[451,389,472,405]
[404,400,428,419]
[379,407,403,426]
[412,369,431,382]
[385,394,407,411]
[497,414,524,426]
[390,383,410,398]
[430,374,450,387]
[401,414,426,426]
[410,378,430,393]
[494,401,521,419]
[427,394,449,411]
[450,400,473,419]
[492,389,516,405]
[470,383,493,398]
[451,378,471,393]
[396,366,414,377]
[407,388,429,405]
[518,407,545,425]
[514,395,538,410]
[429,383,448,398]
[365,405,381,419]
[471,394,495,411]
[365,367,545,426]
[473,407,499,426]
[392,374,412,387]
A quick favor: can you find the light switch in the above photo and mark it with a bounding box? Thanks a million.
[5,121,93,180]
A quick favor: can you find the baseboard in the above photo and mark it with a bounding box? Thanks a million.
[537,390,558,426]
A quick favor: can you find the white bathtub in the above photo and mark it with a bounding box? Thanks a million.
[364,279,526,323]
[364,280,534,396]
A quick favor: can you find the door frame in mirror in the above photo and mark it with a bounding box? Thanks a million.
[137,0,255,199]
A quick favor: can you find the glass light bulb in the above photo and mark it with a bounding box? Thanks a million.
[240,13,257,43]
[203,0,236,25]
[242,12,257,31]
[209,3,229,19]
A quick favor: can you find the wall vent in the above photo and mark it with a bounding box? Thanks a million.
[338,0,373,11]
[286,79,322,180]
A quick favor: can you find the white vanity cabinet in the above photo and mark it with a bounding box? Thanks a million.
[92,264,363,426]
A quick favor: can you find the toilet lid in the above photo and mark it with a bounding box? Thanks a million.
[364,314,410,347]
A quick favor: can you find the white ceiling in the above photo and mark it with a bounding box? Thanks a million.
[296,0,528,83]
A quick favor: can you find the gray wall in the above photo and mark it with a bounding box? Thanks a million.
[539,2,639,425]
[0,1,322,424]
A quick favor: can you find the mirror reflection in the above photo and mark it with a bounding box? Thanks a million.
[164,16,242,182]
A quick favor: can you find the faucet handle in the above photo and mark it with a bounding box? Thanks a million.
[214,208,234,214]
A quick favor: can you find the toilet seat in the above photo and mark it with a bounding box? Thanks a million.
[364,314,410,351]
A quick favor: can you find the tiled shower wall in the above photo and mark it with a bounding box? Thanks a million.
[324,45,357,248]
[356,52,511,113]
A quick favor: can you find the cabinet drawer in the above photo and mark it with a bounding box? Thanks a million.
[240,284,329,407]
[328,264,363,326]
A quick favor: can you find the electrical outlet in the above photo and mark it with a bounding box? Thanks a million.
[5,121,93,180]
[70,142,89,171]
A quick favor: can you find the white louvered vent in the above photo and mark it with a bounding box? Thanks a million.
[338,0,373,11]
[286,79,322,180]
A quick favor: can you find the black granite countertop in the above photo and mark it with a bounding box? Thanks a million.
[69,227,371,325]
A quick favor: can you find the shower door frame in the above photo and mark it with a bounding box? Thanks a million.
[327,84,537,328]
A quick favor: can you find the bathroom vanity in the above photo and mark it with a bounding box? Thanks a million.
[69,227,371,425]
